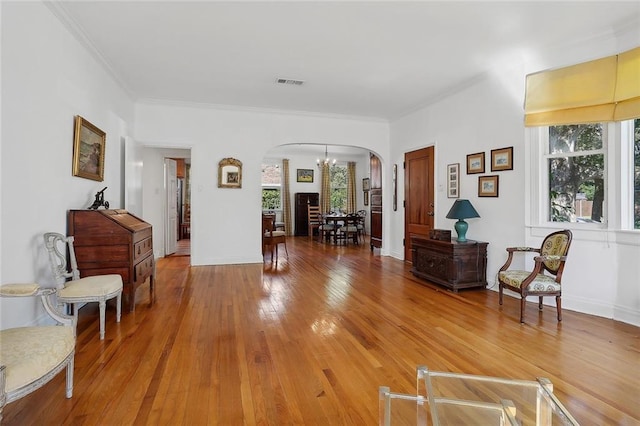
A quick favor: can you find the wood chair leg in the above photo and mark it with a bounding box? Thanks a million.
[519,297,526,324]
[498,285,503,305]
[539,297,544,311]
[556,296,562,321]
[116,292,122,323]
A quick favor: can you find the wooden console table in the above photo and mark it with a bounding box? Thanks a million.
[410,237,488,291]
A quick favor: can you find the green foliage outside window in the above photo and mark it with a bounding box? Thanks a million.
[330,165,347,212]
[548,124,605,223]
[262,188,281,210]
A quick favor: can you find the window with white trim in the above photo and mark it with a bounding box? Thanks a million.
[531,118,639,230]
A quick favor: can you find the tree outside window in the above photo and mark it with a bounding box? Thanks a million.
[547,124,605,223]
[262,164,281,210]
[330,164,347,212]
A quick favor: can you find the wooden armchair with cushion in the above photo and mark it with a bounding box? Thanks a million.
[262,214,288,262]
[0,283,76,421]
[498,230,572,323]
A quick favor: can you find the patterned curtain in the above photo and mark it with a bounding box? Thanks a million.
[282,159,292,236]
[320,163,331,213]
[346,161,356,213]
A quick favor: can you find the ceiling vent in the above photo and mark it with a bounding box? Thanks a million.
[276,78,305,86]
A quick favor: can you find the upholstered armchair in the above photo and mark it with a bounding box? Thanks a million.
[498,230,572,323]
[262,214,288,261]
[0,283,76,421]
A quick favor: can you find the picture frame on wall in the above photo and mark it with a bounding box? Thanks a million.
[72,115,106,182]
[364,191,369,206]
[466,152,485,174]
[296,168,314,183]
[447,163,459,198]
[491,146,514,171]
[478,175,499,197]
[362,177,370,191]
[218,157,243,188]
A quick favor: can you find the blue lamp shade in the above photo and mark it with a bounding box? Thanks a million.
[446,199,480,242]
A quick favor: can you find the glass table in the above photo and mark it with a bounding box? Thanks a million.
[379,366,579,425]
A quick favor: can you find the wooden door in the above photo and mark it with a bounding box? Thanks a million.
[370,153,382,250]
[165,158,178,256]
[404,147,435,261]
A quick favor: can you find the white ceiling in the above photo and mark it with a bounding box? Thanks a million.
[51,1,639,121]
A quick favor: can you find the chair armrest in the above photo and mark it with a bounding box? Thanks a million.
[0,283,74,328]
[0,283,45,297]
[506,247,540,253]
[533,255,567,262]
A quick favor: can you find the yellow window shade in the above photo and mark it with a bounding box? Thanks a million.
[524,46,640,126]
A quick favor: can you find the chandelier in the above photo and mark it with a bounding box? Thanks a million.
[317,145,337,168]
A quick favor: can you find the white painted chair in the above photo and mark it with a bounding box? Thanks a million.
[43,232,123,340]
[0,283,76,421]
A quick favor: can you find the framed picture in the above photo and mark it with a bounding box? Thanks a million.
[297,168,314,183]
[364,191,369,206]
[466,152,485,174]
[491,146,513,171]
[72,115,106,181]
[362,177,370,191]
[218,157,242,188]
[447,163,460,198]
[478,175,499,197]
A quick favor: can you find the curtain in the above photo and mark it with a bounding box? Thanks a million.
[320,163,331,213]
[524,46,640,126]
[346,161,356,213]
[282,159,292,236]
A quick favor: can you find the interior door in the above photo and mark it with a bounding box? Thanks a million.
[404,146,435,261]
[165,158,178,256]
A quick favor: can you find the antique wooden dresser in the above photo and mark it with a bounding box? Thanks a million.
[67,209,155,312]
[411,236,488,291]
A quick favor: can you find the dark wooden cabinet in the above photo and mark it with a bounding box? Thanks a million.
[411,237,487,291]
[294,192,319,236]
[68,209,155,312]
[370,153,382,250]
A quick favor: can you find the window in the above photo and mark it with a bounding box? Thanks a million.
[330,164,347,212]
[261,164,281,210]
[546,124,606,223]
[530,118,639,230]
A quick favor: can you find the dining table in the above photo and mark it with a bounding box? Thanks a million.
[322,214,358,244]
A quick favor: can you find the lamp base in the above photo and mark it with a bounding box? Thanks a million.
[454,219,469,242]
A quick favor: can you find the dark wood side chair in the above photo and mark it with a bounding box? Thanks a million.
[498,229,572,323]
[307,205,321,239]
[262,214,288,262]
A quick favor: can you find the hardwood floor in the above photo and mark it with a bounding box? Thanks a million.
[3,236,638,425]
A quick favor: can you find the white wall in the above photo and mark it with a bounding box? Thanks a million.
[135,102,389,265]
[0,3,135,329]
[389,31,640,325]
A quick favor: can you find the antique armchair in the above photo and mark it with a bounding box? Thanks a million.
[262,214,288,261]
[498,230,572,323]
[0,283,76,421]
[44,232,123,340]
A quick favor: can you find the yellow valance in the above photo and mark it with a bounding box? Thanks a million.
[525,46,640,126]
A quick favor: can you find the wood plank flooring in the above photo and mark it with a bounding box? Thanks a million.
[2,236,638,425]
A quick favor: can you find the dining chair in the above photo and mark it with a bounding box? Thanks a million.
[307,205,321,238]
[317,213,338,243]
[262,214,288,261]
[336,213,359,245]
[43,232,123,340]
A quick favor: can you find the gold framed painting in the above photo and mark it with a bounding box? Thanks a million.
[478,175,499,197]
[491,146,513,171]
[466,152,485,174]
[72,115,106,181]
[297,168,314,183]
[218,157,242,188]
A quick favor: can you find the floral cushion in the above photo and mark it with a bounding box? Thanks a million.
[0,325,75,393]
[541,234,570,271]
[499,270,561,292]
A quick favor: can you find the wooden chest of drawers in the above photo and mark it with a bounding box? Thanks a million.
[68,209,155,312]
[411,237,488,291]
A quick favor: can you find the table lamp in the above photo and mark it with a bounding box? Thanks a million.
[446,199,480,242]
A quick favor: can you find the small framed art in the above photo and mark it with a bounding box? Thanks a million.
[478,175,499,197]
[491,146,513,171]
[218,157,242,188]
[72,115,106,182]
[466,152,485,174]
[362,177,370,192]
[447,163,459,198]
[297,169,314,183]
